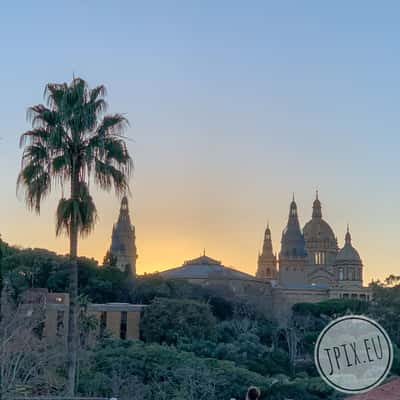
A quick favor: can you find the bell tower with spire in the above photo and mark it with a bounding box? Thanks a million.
[278,195,308,286]
[109,196,137,277]
[256,223,277,281]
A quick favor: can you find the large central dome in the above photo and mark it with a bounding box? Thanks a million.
[303,218,336,242]
[303,193,338,265]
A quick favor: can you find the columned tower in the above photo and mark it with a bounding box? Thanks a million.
[256,224,277,281]
[109,196,137,276]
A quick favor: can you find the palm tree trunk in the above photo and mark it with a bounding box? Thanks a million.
[67,170,79,396]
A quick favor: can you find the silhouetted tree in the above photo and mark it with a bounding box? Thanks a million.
[17,78,133,394]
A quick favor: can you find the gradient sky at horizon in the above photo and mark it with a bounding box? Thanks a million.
[0,1,399,282]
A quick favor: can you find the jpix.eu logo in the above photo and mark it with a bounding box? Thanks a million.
[314,315,393,394]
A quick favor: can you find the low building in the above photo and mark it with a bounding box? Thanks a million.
[160,253,273,314]
[24,289,146,342]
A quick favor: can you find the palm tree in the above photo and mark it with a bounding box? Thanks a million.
[17,77,133,395]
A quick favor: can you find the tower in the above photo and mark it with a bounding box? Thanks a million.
[256,223,277,280]
[278,196,308,286]
[333,226,363,288]
[109,196,137,276]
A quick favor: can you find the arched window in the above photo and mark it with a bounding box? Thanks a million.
[339,268,344,280]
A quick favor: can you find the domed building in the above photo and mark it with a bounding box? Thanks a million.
[333,227,363,289]
[260,192,366,290]
[258,192,371,321]
[119,191,371,325]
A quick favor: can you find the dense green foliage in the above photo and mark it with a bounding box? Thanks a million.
[78,339,344,400]
[1,243,400,399]
[292,290,400,377]
[0,246,132,302]
[141,298,217,344]
[79,339,274,400]
[292,298,369,317]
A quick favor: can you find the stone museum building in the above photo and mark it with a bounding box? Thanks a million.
[160,192,371,323]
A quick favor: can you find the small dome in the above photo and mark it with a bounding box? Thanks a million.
[335,228,362,263]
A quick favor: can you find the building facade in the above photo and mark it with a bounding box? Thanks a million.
[258,192,366,293]
[257,193,371,322]
[109,196,137,276]
[160,193,371,324]
[32,289,146,342]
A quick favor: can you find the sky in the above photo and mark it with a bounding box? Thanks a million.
[0,1,399,282]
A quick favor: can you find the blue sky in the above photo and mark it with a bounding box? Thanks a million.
[0,1,399,280]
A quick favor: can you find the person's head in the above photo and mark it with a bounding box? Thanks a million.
[246,386,261,400]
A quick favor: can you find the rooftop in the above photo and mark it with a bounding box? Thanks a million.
[160,254,256,281]
[346,379,400,400]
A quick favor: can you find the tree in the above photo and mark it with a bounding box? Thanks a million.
[17,77,133,395]
[141,298,217,345]
[0,282,65,397]
[79,339,274,400]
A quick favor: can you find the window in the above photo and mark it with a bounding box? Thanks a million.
[339,268,344,280]
[350,268,355,280]
[120,311,128,340]
[314,252,326,265]
[56,310,64,336]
